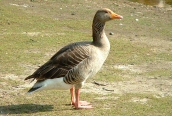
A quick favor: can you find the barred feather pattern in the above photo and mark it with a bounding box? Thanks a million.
[63,19,107,85]
[25,43,90,83]
[92,19,105,43]
[63,46,90,84]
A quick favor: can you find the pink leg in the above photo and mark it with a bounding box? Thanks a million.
[74,89,93,109]
[70,87,90,106]
[70,87,75,105]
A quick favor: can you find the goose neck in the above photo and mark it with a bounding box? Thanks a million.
[92,20,106,44]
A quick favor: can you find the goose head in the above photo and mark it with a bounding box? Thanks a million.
[93,8,123,22]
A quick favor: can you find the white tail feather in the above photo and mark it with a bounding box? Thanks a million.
[27,77,73,94]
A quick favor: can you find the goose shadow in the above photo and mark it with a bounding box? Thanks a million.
[0,104,53,115]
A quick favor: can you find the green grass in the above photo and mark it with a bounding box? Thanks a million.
[144,69,172,78]
[109,38,156,64]
[0,0,172,115]
[1,91,172,115]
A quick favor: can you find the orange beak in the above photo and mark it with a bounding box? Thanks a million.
[111,13,123,19]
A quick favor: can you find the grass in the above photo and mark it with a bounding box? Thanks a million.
[144,69,172,78]
[109,38,156,64]
[1,91,172,115]
[0,0,172,115]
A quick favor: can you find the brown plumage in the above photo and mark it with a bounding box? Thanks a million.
[25,42,90,82]
[25,8,123,109]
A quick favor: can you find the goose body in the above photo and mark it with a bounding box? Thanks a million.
[27,41,109,92]
[25,8,123,109]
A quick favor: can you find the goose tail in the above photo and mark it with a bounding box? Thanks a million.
[27,81,44,94]
[27,78,73,94]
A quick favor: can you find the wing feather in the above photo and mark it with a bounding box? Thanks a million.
[25,42,90,81]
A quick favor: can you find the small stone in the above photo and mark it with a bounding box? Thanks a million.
[109,32,114,35]
[71,13,75,15]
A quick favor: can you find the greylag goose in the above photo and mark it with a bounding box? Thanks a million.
[25,8,123,109]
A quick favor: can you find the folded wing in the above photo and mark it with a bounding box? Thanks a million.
[25,42,90,81]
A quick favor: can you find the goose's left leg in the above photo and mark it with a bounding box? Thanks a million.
[70,87,75,105]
